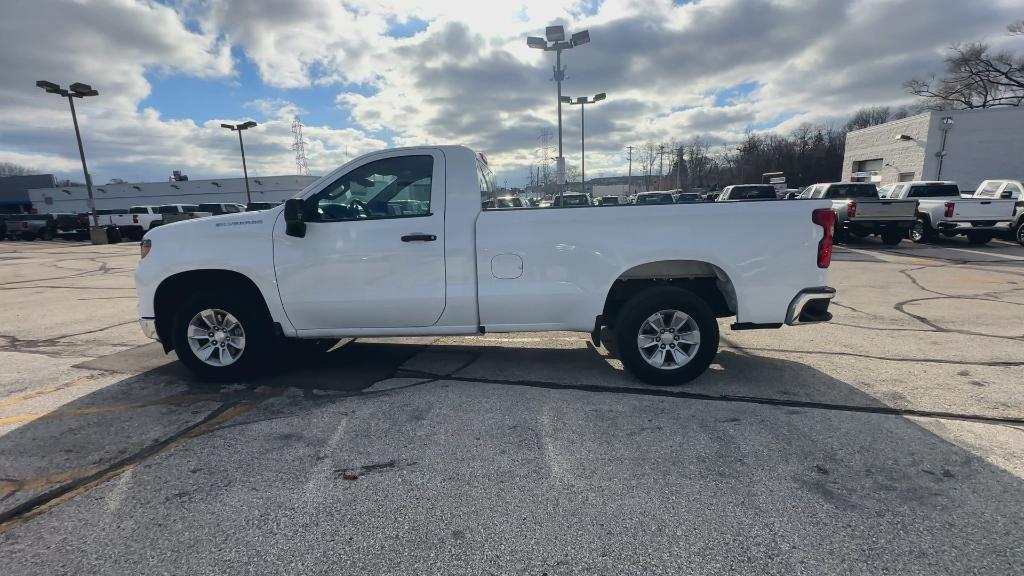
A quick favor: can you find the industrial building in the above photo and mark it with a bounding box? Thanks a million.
[842,107,1024,190]
[28,174,319,214]
[0,174,56,213]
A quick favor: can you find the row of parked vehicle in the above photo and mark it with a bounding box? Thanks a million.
[0,201,282,242]
[486,178,1024,247]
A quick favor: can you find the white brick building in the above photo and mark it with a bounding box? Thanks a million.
[842,107,1024,191]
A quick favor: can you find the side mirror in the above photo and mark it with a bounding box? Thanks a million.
[1000,191,1013,199]
[284,198,306,238]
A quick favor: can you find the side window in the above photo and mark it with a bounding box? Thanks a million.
[1004,182,1022,198]
[310,155,433,221]
[478,162,496,207]
[811,186,826,199]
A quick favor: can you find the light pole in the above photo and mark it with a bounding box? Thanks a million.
[936,116,954,180]
[528,25,590,205]
[221,121,258,204]
[35,80,103,243]
[564,92,606,195]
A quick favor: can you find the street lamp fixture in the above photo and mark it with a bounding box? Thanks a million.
[936,116,954,180]
[35,80,104,243]
[221,121,258,204]
[566,92,608,196]
[527,24,591,205]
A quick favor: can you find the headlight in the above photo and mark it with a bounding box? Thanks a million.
[140,238,152,259]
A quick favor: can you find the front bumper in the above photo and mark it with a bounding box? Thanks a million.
[786,287,836,326]
[139,317,159,341]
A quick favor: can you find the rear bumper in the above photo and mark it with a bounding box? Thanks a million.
[786,287,836,326]
[139,317,159,341]
[936,221,1012,232]
[844,220,914,232]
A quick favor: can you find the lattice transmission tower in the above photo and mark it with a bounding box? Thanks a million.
[291,117,310,176]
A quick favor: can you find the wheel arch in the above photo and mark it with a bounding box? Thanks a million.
[601,259,736,328]
[153,269,272,351]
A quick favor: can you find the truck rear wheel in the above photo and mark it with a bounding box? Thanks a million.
[909,218,932,243]
[1016,222,1024,247]
[171,291,273,381]
[615,287,719,386]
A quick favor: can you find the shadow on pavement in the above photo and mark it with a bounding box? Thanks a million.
[1,337,1022,575]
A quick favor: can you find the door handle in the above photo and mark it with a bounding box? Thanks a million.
[401,234,437,242]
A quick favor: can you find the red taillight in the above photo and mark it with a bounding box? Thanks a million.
[133,214,139,224]
[944,202,955,218]
[847,200,857,218]
[20,221,28,229]
[812,209,836,269]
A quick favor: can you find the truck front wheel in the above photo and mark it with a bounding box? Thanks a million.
[615,287,719,386]
[171,291,273,381]
[1016,221,1024,247]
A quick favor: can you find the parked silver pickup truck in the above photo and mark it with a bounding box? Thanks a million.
[158,204,213,225]
[800,182,916,245]
[886,181,1016,244]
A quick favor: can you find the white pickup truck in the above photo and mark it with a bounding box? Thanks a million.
[886,181,1017,244]
[134,145,837,385]
[800,182,916,245]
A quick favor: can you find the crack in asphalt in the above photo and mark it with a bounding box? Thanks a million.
[0,387,280,534]
[721,345,1024,367]
[390,367,1024,427]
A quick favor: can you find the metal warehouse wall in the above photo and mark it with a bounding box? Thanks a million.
[843,108,1024,190]
[28,175,320,214]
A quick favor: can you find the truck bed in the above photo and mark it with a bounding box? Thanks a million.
[475,200,831,330]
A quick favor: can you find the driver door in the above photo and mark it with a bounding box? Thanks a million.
[273,150,446,331]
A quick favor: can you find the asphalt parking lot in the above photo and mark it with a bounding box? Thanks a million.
[1,236,1022,574]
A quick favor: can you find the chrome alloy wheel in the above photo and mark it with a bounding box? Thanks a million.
[910,221,925,242]
[187,309,246,367]
[636,309,701,370]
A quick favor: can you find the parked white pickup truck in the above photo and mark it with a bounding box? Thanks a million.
[134,146,837,385]
[886,181,1017,244]
[801,182,916,245]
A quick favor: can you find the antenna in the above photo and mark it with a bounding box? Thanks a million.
[291,117,310,176]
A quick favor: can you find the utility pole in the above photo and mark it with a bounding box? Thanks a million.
[221,121,258,204]
[35,81,102,242]
[528,26,590,206]
[626,145,634,198]
[565,93,606,197]
[658,144,665,191]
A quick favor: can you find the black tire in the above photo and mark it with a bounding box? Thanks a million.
[1015,221,1024,247]
[615,287,719,386]
[966,231,994,245]
[880,230,903,245]
[171,291,273,381]
[38,228,54,241]
[852,229,871,238]
[909,217,932,243]
[21,232,35,241]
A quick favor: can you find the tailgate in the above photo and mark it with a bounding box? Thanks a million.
[851,200,917,221]
[948,199,1015,221]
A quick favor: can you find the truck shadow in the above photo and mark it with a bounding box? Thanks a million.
[1,338,1023,570]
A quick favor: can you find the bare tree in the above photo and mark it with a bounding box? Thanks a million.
[905,43,1024,109]
[0,162,37,177]
[1009,19,1024,35]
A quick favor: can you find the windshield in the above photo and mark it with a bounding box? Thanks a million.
[129,207,150,214]
[637,193,673,204]
[907,184,960,198]
[729,186,777,200]
[827,184,878,199]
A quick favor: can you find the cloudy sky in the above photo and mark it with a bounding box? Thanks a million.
[1,0,1021,186]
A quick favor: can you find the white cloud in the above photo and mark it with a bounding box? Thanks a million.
[0,0,1021,186]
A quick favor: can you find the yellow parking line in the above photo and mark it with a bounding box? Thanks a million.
[0,393,226,426]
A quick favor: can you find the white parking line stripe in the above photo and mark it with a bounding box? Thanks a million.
[941,246,1024,261]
